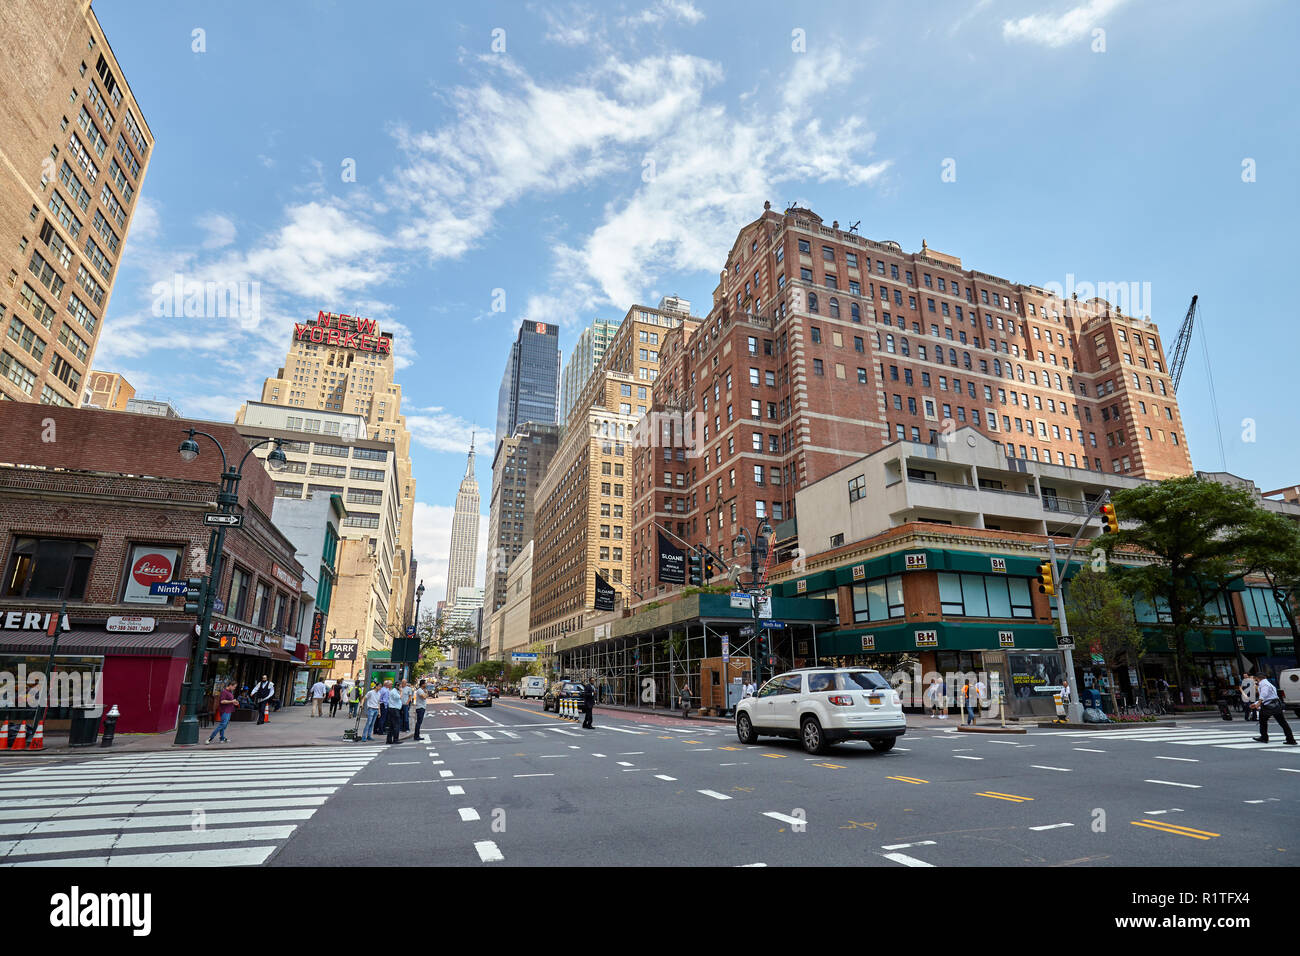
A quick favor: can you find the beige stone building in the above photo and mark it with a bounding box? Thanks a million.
[82,368,133,409]
[0,0,153,407]
[529,300,699,645]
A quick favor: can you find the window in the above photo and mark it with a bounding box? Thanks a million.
[848,475,866,502]
[851,575,905,622]
[938,573,1033,618]
[813,358,824,376]
[2,537,96,600]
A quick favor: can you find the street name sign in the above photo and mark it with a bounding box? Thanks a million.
[204,512,243,528]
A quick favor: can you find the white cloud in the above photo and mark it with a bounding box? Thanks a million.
[405,406,493,455]
[621,0,705,28]
[1003,0,1127,47]
[197,212,237,249]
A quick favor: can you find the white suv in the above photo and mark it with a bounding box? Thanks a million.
[735,667,906,755]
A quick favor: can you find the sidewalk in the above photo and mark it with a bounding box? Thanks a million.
[0,703,380,757]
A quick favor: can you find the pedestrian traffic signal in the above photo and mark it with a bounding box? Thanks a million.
[688,552,703,586]
[1036,561,1055,596]
[1100,503,1119,533]
[184,577,206,616]
[703,554,716,581]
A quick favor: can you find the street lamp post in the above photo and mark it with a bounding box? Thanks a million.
[733,519,775,691]
[174,428,286,745]
[413,579,425,681]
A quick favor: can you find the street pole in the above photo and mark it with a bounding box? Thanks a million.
[1048,537,1081,724]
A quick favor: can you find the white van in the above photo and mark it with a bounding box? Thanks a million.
[1278,669,1300,718]
[520,676,547,700]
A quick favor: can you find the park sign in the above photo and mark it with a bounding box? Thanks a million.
[294,311,392,355]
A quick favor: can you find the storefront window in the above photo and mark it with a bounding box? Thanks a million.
[939,573,1033,618]
[851,575,904,622]
[2,537,96,601]
[1243,587,1289,629]
[1133,595,1172,624]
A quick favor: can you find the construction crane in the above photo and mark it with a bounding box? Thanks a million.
[1169,294,1198,393]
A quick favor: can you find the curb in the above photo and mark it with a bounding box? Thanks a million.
[1031,721,1179,730]
[956,725,1027,735]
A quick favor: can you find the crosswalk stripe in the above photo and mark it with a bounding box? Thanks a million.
[7,846,280,867]
[881,852,934,867]
[594,725,646,735]
[0,746,374,866]
[473,731,493,740]
[551,728,582,737]
[446,733,464,741]
[0,808,317,837]
[501,731,520,738]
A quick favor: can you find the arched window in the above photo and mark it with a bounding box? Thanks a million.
[993,358,1002,376]
[1016,364,1024,381]
[850,302,861,323]
[962,351,971,369]
[886,334,895,353]
[1145,376,1153,391]
[874,332,881,349]
[808,292,819,314]
[1159,380,1167,396]
[829,297,840,318]
[948,348,957,366]
[900,337,910,356]
[1054,373,1063,389]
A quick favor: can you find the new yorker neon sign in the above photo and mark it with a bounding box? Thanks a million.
[293,311,392,355]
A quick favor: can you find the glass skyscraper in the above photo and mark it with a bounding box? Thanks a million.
[496,322,560,449]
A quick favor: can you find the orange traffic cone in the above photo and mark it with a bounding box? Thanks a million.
[263,704,270,723]
[0,719,9,750]
[11,720,27,751]
[28,722,44,751]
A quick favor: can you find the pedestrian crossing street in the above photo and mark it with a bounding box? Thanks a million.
[436,724,727,742]
[1038,726,1300,754]
[0,745,376,866]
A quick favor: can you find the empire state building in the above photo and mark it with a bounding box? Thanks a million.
[445,437,481,605]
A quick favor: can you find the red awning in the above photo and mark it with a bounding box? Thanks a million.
[0,628,190,657]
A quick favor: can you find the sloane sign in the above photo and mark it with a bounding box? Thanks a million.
[293,312,392,355]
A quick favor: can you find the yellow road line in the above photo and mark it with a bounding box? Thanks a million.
[718,746,741,751]
[887,775,928,784]
[762,753,788,759]
[976,791,1034,802]
[1131,820,1219,840]
[813,762,846,769]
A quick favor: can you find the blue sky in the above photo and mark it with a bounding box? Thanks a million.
[91,0,1299,597]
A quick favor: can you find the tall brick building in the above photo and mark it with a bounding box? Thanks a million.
[0,0,153,408]
[630,202,1193,595]
[529,300,699,644]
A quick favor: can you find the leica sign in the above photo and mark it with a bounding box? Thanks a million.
[124,545,181,605]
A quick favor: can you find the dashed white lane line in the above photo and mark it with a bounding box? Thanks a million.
[458,808,480,822]
[538,755,567,759]
[568,745,581,750]
[763,812,806,826]
[514,773,554,778]
[1154,756,1199,762]
[430,760,445,765]
[590,753,606,758]
[439,770,454,778]
[738,862,767,867]
[618,752,646,756]
[387,761,420,765]
[1074,748,1107,753]
[881,841,936,850]
[616,761,635,767]
[474,840,504,862]
[953,755,983,760]
[1280,768,1300,773]
[1031,766,1073,772]
[470,757,501,761]
[655,774,677,781]
[698,790,732,800]
[1145,780,1201,788]
[881,852,934,868]
[447,785,464,795]
[690,748,712,752]
[1029,823,1075,831]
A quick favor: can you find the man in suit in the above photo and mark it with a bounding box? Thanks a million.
[251,676,275,724]
[581,681,595,729]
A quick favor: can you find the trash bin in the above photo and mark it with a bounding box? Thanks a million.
[68,710,100,747]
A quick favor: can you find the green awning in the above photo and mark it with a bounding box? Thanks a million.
[812,620,1058,656]
[1140,629,1270,654]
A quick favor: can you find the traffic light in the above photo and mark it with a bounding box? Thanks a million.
[688,551,703,586]
[1036,560,1056,597]
[757,634,768,658]
[184,577,207,616]
[1100,503,1119,533]
[703,554,716,581]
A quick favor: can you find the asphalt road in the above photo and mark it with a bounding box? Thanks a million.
[268,696,1298,868]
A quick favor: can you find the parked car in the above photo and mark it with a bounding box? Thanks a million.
[520,676,547,700]
[734,667,906,755]
[543,680,586,712]
[1278,669,1300,718]
[464,685,493,708]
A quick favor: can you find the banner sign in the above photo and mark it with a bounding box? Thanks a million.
[124,545,181,605]
[594,573,616,612]
[294,311,392,355]
[310,611,325,650]
[657,532,685,585]
[107,616,156,633]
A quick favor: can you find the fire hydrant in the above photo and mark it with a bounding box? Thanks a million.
[100,704,121,747]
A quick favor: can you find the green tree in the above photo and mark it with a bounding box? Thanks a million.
[1101,476,1282,702]
[1060,567,1143,712]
